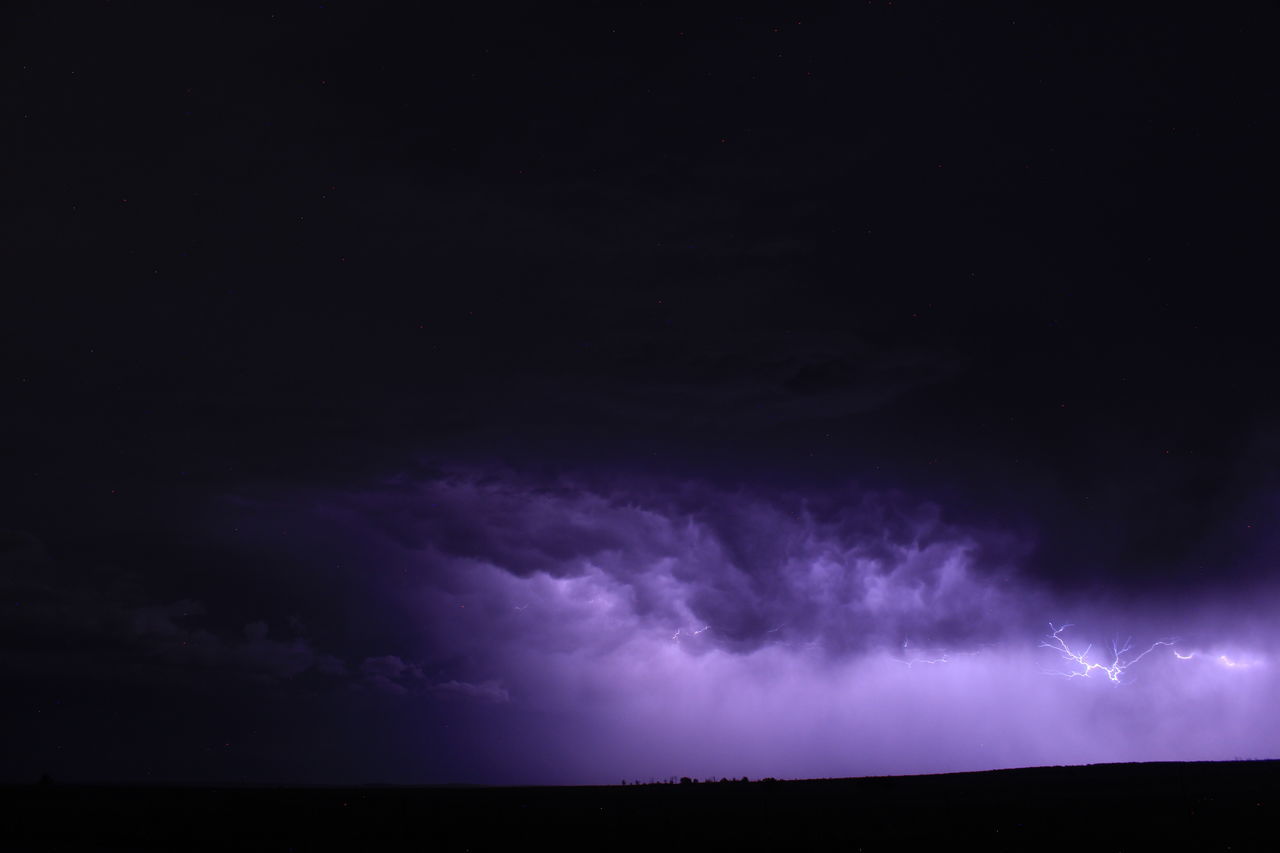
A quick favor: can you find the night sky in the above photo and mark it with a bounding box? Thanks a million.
[6,3,1280,785]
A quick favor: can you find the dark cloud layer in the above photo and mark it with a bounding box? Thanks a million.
[340,473,1030,655]
[5,460,1280,785]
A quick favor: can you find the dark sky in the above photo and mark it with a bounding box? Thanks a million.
[5,3,1280,785]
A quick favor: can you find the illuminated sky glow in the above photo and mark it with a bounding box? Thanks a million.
[185,470,1279,784]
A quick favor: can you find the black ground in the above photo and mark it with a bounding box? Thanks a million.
[7,760,1277,851]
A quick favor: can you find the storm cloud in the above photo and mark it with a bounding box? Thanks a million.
[190,468,1280,783]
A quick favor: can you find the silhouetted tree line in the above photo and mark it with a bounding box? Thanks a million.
[621,776,766,786]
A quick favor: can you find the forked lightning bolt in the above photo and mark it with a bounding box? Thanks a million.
[1041,623,1176,682]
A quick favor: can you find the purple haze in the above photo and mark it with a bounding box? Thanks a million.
[217,467,1279,784]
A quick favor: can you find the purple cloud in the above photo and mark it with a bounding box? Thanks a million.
[434,680,511,704]
[245,468,1278,782]
[345,472,1034,657]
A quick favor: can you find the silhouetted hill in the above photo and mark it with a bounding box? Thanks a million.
[6,761,1276,850]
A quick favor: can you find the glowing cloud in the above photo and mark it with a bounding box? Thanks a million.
[224,469,1280,783]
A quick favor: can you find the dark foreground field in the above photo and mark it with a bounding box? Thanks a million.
[6,761,1277,851]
